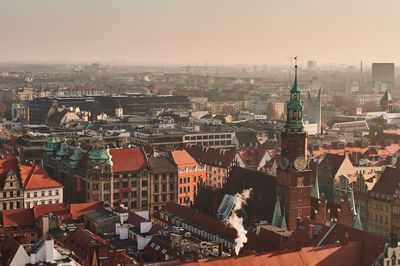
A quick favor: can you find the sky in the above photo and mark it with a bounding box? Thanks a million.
[1,0,400,66]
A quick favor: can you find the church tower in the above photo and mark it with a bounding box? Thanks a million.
[277,64,312,231]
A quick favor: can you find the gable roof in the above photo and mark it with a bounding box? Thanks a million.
[170,150,201,171]
[109,148,148,173]
[323,153,346,174]
[371,166,400,196]
[234,131,260,146]
[22,164,63,190]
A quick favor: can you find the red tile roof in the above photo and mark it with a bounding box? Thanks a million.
[170,150,201,171]
[22,164,63,190]
[1,208,35,227]
[180,241,362,266]
[33,203,69,220]
[70,202,103,219]
[110,148,147,173]
[323,153,346,174]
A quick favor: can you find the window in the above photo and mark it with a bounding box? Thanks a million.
[41,191,45,196]
[27,192,30,198]
[123,182,129,188]
[48,190,52,196]
[131,201,137,208]
[142,180,148,187]
[123,193,128,199]
[34,192,37,197]
[3,203,6,210]
[170,183,174,191]
[131,191,137,198]
[162,195,166,202]
[9,202,13,209]
[154,185,159,193]
[114,182,120,189]
[131,181,137,187]
[16,202,20,208]
[142,191,148,197]
[10,182,13,187]
[162,184,166,192]
[154,195,159,202]
[17,191,20,197]
[10,191,13,197]
[179,187,182,194]
[187,177,190,183]
[180,178,182,184]
[142,200,148,207]
[113,193,120,200]
[104,194,110,201]
[3,192,6,198]
[104,183,110,190]
[194,176,197,182]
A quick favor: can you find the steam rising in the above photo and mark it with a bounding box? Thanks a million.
[224,188,252,255]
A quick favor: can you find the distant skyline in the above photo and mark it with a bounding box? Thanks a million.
[1,0,400,66]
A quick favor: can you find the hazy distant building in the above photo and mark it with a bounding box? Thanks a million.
[372,63,395,88]
[380,90,394,112]
[306,88,321,133]
[307,60,317,72]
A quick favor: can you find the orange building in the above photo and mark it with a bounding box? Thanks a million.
[170,150,206,206]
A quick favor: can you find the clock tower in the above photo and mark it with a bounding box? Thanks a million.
[277,64,312,231]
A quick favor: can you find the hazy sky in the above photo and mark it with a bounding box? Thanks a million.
[1,0,400,65]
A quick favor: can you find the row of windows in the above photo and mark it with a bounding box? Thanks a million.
[179,176,200,184]
[184,134,232,141]
[369,201,391,212]
[369,213,389,224]
[2,191,21,198]
[26,190,59,198]
[26,199,59,208]
[153,183,174,193]
[179,185,197,194]
[1,201,21,210]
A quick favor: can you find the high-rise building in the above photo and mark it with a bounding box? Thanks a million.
[277,65,312,230]
[372,63,395,88]
[307,60,317,72]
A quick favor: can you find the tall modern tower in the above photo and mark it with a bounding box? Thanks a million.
[277,65,312,231]
[372,63,395,88]
[306,88,322,134]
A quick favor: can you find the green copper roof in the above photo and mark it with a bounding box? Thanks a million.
[89,148,113,167]
[291,65,300,92]
[44,136,61,157]
[285,65,304,132]
[272,196,282,227]
[312,172,321,199]
[349,188,357,216]
[281,210,288,231]
[55,141,69,160]
[68,145,84,168]
[354,207,363,231]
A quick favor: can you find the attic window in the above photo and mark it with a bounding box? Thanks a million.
[150,242,155,248]
[155,245,160,251]
[161,249,167,254]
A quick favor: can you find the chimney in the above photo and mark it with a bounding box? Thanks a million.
[309,225,314,239]
[42,215,49,239]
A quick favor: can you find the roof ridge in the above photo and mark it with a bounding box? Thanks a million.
[24,164,37,188]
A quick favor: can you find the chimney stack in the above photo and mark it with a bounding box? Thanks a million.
[309,225,314,239]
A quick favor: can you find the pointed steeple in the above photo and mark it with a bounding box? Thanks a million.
[312,172,321,199]
[353,207,363,231]
[349,188,357,216]
[281,209,288,231]
[272,196,282,227]
[285,62,304,133]
[291,64,300,93]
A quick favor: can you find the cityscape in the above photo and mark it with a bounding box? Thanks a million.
[1,1,400,265]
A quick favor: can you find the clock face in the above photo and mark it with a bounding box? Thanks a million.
[294,156,307,171]
[280,155,289,170]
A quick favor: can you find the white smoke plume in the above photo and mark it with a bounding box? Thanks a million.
[224,188,252,255]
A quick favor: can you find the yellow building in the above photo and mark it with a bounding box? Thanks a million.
[367,166,400,237]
